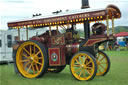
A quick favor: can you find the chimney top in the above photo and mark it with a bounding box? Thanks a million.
[81,0,90,9]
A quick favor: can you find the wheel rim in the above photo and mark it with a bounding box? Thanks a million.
[16,41,44,78]
[96,51,108,76]
[70,53,95,80]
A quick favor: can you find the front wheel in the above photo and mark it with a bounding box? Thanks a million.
[70,51,97,81]
[96,50,110,76]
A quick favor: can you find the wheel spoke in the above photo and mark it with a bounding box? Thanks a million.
[35,51,41,56]
[99,64,105,70]
[20,59,29,62]
[27,63,32,73]
[99,56,105,62]
[34,61,42,65]
[75,59,80,64]
[98,66,101,73]
[74,68,81,73]
[86,60,92,65]
[100,62,107,64]
[82,69,86,77]
[38,57,43,60]
[24,62,30,69]
[83,56,87,64]
[85,68,91,75]
[79,56,83,64]
[85,66,93,70]
[31,63,35,74]
[22,53,30,59]
[23,47,30,55]
[35,63,39,72]
[73,64,80,67]
[78,69,83,77]
[97,53,100,60]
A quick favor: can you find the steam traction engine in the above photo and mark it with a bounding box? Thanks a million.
[8,5,121,81]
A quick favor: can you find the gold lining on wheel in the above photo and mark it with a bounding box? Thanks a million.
[16,41,44,78]
[96,52,108,76]
[70,53,95,80]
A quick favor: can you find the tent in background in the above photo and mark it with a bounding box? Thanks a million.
[115,32,128,37]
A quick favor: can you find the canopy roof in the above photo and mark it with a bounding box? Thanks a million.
[115,32,128,37]
[8,4,121,29]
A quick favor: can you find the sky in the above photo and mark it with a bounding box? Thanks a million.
[0,0,128,30]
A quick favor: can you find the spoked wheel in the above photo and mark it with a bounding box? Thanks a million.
[70,51,97,81]
[48,65,66,73]
[15,40,48,78]
[96,50,110,76]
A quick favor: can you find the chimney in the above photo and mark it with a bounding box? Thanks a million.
[81,0,90,9]
[81,0,90,41]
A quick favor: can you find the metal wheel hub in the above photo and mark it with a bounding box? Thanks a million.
[80,64,86,69]
[29,55,38,62]
[81,64,84,68]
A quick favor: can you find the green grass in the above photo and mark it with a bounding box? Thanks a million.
[0,51,128,85]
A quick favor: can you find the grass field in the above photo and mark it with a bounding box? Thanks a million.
[0,51,128,85]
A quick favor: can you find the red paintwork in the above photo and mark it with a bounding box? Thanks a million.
[85,39,103,46]
[30,27,113,66]
[65,43,79,58]
[90,34,107,39]
[48,46,66,66]
[51,34,65,45]
[31,30,67,66]
[8,10,106,28]
[71,43,79,53]
[60,46,66,65]
[48,48,61,66]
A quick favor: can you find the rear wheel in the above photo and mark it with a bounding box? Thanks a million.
[15,40,48,78]
[70,51,97,81]
[96,50,110,76]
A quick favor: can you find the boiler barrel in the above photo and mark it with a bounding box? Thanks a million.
[66,43,79,53]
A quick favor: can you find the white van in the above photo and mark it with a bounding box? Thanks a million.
[0,28,46,63]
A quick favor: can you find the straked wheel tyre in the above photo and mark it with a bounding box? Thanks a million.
[48,65,66,73]
[15,40,48,78]
[96,50,110,76]
[70,51,97,81]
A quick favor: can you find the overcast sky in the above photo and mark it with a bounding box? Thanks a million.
[0,0,128,30]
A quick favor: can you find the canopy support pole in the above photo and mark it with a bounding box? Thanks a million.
[49,26,52,36]
[84,21,90,41]
[56,25,58,34]
[18,28,20,41]
[106,15,109,36]
[112,16,114,36]
[26,27,28,40]
[67,24,70,29]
